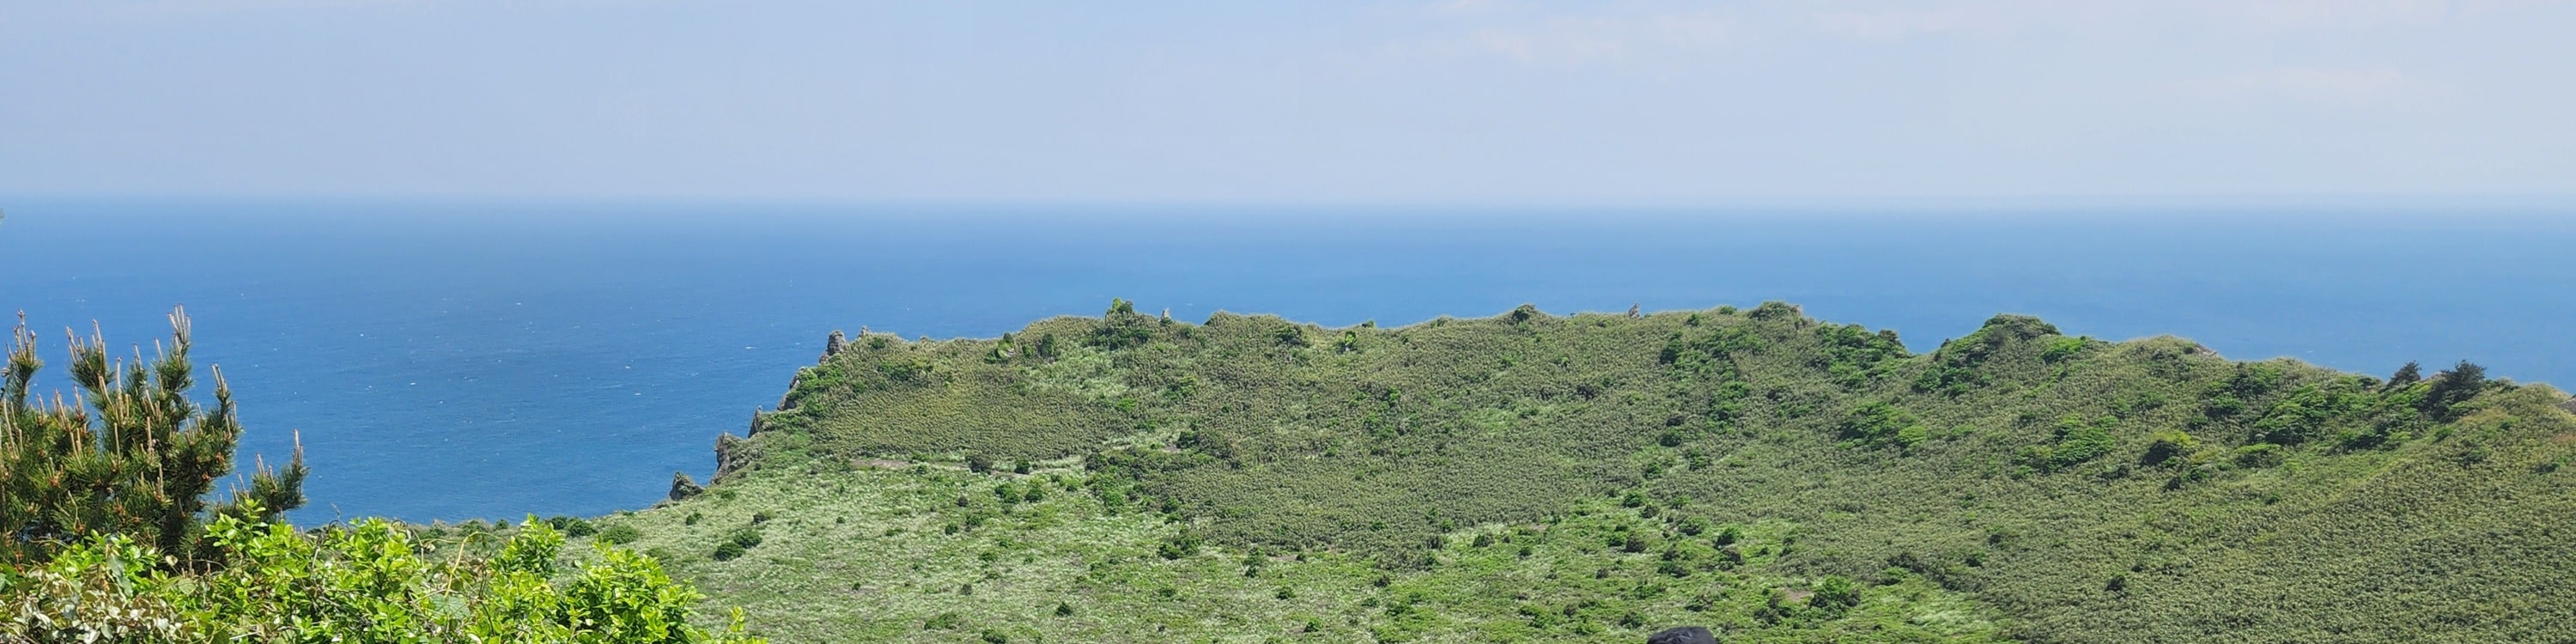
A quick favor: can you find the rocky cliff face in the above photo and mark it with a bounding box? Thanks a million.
[667,471,704,501]
[713,432,754,483]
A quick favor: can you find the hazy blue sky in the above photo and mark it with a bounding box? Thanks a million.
[5,1,2571,204]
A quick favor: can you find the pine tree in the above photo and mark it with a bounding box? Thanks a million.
[1,307,306,566]
[2386,361,2422,390]
[2419,360,2488,421]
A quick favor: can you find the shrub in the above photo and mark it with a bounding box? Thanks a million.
[713,542,748,562]
[1808,575,1862,617]
[1678,518,1709,537]
[2142,431,2198,466]
[714,527,764,561]
[0,534,182,641]
[598,524,643,545]
[2025,416,2117,471]
[2420,361,2488,420]
[495,515,566,576]
[1841,401,1927,450]
[0,513,762,642]
[1157,532,1203,560]
[1273,323,1309,348]
[549,516,598,538]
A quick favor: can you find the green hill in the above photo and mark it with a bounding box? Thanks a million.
[593,301,2576,643]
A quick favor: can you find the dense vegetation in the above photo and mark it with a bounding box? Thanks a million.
[671,301,2576,642]
[580,461,2002,643]
[0,312,762,643]
[6,513,761,642]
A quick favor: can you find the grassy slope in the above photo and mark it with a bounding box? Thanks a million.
[625,302,2576,643]
[585,464,2002,643]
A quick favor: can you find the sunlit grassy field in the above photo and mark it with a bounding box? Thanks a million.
[582,463,2004,643]
[600,302,2576,643]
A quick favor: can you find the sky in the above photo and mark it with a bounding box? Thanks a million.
[3,0,2572,205]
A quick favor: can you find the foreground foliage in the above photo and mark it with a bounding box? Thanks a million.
[2,512,764,643]
[700,301,2576,643]
[2,309,306,565]
[0,310,761,642]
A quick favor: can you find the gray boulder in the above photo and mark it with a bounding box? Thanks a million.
[668,471,705,501]
[1647,626,1716,644]
[821,330,847,362]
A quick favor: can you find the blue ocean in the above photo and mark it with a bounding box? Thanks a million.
[5,199,2573,523]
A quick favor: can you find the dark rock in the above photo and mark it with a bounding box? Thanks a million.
[668,471,705,501]
[821,330,847,362]
[1648,626,1716,644]
[714,432,753,482]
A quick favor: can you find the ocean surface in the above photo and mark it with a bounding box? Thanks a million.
[4,199,2573,523]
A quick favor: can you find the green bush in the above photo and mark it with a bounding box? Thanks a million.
[2025,416,2117,471]
[549,515,599,538]
[924,611,963,629]
[1807,575,1862,617]
[1,513,762,643]
[598,524,644,545]
[1840,401,1927,449]
[2142,430,2199,465]
[712,527,764,562]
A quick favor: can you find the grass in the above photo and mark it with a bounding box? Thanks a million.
[582,463,2006,643]
[638,301,2576,643]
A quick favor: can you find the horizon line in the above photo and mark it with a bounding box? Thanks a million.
[9,191,2576,214]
